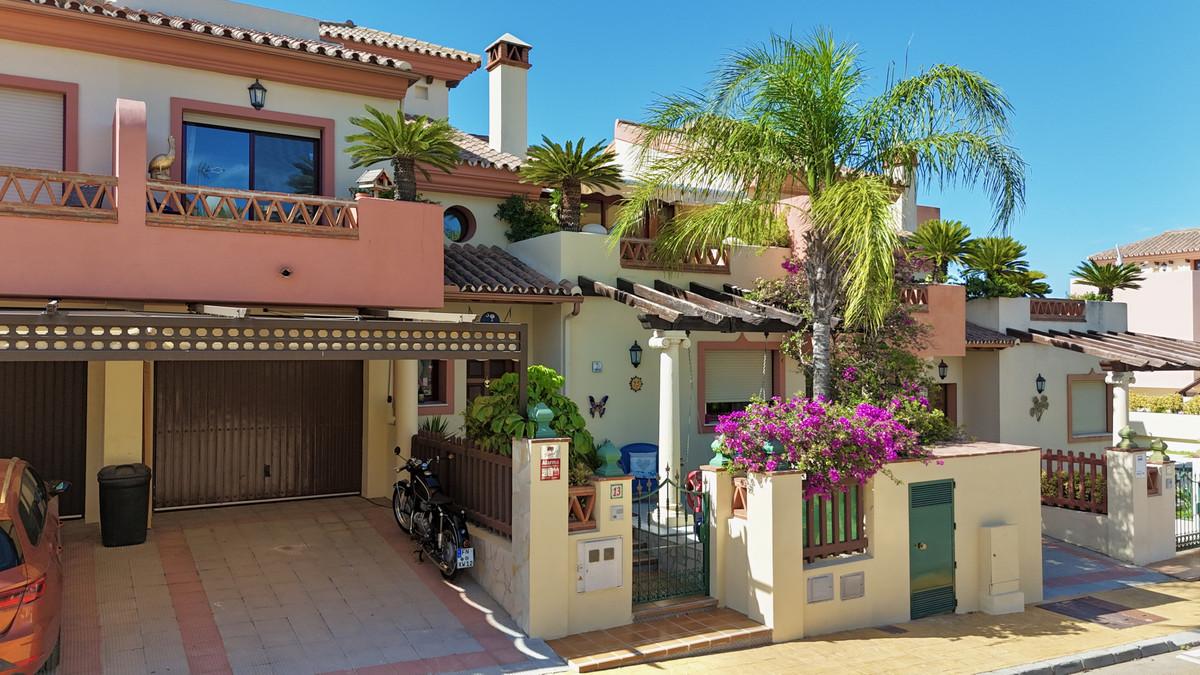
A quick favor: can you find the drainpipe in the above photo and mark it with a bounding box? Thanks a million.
[562,299,582,393]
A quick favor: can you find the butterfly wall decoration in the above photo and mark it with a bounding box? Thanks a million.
[588,395,608,418]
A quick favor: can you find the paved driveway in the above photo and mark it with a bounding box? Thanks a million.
[56,497,560,675]
[1042,537,1171,601]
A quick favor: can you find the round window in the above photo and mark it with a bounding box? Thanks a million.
[443,206,475,243]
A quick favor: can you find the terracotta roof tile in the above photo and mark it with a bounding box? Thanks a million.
[450,130,524,171]
[445,244,578,296]
[319,23,480,64]
[966,322,1018,347]
[20,0,415,73]
[1091,228,1200,261]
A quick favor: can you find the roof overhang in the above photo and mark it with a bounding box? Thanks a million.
[580,277,804,333]
[1007,328,1200,372]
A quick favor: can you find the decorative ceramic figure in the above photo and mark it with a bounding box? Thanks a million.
[1029,394,1049,421]
[148,135,176,180]
[595,440,624,477]
[708,436,729,469]
[1149,437,1170,462]
[529,402,555,439]
[588,395,608,418]
[629,376,643,392]
[1117,426,1138,450]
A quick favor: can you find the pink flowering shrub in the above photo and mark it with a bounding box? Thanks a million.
[713,395,929,498]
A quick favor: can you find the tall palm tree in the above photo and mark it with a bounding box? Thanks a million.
[907,219,972,283]
[1072,260,1145,300]
[345,107,460,201]
[610,32,1024,398]
[521,137,624,231]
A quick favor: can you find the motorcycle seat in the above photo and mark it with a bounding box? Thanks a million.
[428,493,452,506]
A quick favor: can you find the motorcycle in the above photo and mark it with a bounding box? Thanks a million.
[391,447,474,580]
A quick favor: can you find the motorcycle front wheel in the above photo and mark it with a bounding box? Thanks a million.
[393,486,414,533]
[438,521,461,580]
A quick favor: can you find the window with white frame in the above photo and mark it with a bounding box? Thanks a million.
[1068,375,1112,440]
[702,349,774,425]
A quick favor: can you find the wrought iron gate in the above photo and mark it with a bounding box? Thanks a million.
[631,471,710,605]
[1178,462,1200,551]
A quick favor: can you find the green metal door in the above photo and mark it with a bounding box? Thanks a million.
[909,480,955,619]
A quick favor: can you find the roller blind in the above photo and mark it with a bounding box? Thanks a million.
[0,87,64,170]
[1070,380,1108,436]
[704,350,772,403]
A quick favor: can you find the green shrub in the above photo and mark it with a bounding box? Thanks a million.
[1130,393,1184,413]
[496,195,559,242]
[464,365,597,485]
[1183,397,1200,415]
[1041,470,1106,504]
[418,415,449,437]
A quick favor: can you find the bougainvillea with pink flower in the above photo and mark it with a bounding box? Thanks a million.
[713,394,929,498]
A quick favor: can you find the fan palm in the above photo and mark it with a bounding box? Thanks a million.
[1072,260,1145,301]
[907,219,972,283]
[610,32,1024,398]
[345,107,460,201]
[521,137,624,231]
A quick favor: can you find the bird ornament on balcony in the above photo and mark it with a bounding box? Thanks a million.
[148,135,176,180]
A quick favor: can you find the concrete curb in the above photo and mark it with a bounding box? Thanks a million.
[981,629,1200,674]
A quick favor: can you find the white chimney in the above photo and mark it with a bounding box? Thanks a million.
[486,33,531,159]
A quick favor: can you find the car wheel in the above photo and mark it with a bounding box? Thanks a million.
[37,631,60,674]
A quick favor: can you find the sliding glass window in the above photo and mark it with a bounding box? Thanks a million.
[183,122,319,195]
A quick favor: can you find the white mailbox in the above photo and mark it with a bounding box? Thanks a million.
[577,537,622,593]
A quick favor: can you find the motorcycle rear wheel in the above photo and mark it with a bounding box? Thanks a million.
[393,487,414,533]
[439,521,461,580]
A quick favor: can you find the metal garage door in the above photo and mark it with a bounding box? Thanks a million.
[0,362,87,517]
[154,361,363,509]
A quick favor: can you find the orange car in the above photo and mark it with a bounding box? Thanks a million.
[0,459,68,674]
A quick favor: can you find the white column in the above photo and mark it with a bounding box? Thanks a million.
[394,360,419,465]
[649,330,690,512]
[1107,371,1134,446]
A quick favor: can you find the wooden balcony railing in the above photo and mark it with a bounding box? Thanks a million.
[804,481,868,562]
[411,432,513,538]
[146,181,358,237]
[1030,298,1086,322]
[899,285,930,310]
[568,485,598,532]
[0,165,117,220]
[619,237,730,274]
[1040,449,1107,514]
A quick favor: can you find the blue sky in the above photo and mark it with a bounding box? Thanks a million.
[276,0,1200,292]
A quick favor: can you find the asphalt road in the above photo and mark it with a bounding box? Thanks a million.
[1089,647,1200,673]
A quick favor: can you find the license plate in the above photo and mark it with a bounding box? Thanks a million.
[456,547,475,569]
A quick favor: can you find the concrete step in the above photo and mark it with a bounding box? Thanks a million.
[633,595,717,623]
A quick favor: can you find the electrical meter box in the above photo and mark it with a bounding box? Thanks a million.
[577,537,622,593]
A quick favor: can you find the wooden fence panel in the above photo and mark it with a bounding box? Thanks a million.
[1040,449,1108,514]
[411,432,513,538]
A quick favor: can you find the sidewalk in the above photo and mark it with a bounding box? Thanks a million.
[611,579,1200,674]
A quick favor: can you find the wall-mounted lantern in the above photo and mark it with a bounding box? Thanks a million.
[479,311,500,324]
[248,79,268,110]
[1035,373,1046,394]
[937,360,948,380]
[629,340,643,368]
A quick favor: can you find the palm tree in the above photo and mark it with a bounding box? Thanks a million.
[610,32,1024,398]
[961,236,1052,298]
[1072,260,1145,300]
[521,137,624,231]
[345,107,460,201]
[907,219,972,283]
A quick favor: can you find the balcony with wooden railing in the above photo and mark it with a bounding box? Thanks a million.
[0,98,444,309]
[619,237,730,274]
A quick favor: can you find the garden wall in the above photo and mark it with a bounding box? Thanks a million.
[1130,411,1200,454]
[466,525,518,620]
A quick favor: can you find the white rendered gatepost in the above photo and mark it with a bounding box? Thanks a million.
[649,329,690,513]
[1107,371,1134,445]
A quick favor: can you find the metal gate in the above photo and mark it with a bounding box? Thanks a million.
[154,360,362,509]
[0,362,87,517]
[1177,462,1199,551]
[631,471,709,605]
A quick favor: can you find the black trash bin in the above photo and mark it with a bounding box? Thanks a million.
[97,463,151,547]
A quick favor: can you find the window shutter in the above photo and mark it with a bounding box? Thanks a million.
[1070,380,1108,436]
[704,350,772,403]
[0,87,64,170]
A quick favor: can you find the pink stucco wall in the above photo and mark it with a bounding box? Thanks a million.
[0,99,443,309]
[915,284,966,358]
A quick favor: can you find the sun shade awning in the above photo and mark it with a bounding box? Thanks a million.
[579,277,805,333]
[1007,328,1200,371]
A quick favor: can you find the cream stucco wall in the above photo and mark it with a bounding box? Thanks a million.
[423,191,511,248]
[1111,270,1200,393]
[1129,411,1200,454]
[0,39,403,197]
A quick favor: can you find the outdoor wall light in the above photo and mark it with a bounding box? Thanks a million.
[1035,373,1046,394]
[937,360,948,380]
[248,79,268,110]
[479,311,500,323]
[629,340,643,368]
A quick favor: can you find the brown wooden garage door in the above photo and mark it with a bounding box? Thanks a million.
[0,362,87,517]
[154,361,363,509]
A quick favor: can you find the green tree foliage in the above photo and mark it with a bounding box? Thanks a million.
[1071,260,1145,301]
[520,137,623,231]
[495,195,559,242]
[609,32,1024,398]
[906,219,973,283]
[345,107,460,201]
[464,365,597,485]
[961,236,1051,298]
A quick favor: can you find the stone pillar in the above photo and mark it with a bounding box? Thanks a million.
[742,471,807,640]
[1107,371,1134,446]
[702,466,733,607]
[84,361,145,523]
[1105,447,1176,565]
[361,360,395,499]
[511,436,570,639]
[649,329,690,512]
[393,360,419,466]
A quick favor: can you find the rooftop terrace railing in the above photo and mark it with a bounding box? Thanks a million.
[1030,298,1087,322]
[619,237,730,274]
[0,165,117,220]
[146,181,358,236]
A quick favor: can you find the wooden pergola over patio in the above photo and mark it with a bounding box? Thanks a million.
[579,277,806,333]
[1006,328,1200,372]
